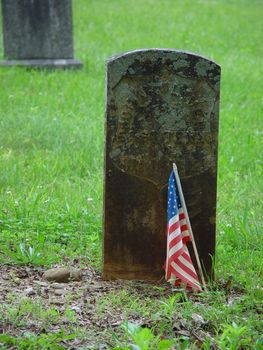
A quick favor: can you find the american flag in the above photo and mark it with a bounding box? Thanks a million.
[165,170,202,291]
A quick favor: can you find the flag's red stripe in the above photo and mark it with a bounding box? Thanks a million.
[180,224,188,232]
[182,236,191,244]
[167,247,184,265]
[181,251,192,263]
[168,234,182,250]
[168,220,188,235]
[167,251,196,278]
[169,264,201,291]
[168,251,199,283]
[176,257,199,280]
[169,264,198,289]
[169,222,188,236]
[179,213,185,220]
[168,220,179,234]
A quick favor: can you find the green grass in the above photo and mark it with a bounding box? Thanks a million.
[0,0,262,348]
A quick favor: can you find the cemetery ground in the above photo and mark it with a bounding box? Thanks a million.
[0,0,262,349]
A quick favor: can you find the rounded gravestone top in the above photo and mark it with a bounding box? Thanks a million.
[106,49,220,186]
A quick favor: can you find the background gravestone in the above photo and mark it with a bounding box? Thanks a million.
[103,49,220,281]
[0,0,82,69]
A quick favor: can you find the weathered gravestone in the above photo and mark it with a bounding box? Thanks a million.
[103,49,220,281]
[0,0,82,69]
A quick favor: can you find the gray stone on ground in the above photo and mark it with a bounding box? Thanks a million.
[24,287,36,296]
[43,267,82,283]
[54,289,65,296]
[33,280,48,288]
[49,298,65,305]
[52,283,65,289]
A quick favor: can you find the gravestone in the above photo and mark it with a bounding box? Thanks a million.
[103,49,220,281]
[0,0,82,69]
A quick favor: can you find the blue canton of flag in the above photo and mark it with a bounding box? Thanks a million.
[168,171,183,220]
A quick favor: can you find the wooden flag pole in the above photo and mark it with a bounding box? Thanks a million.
[173,163,207,292]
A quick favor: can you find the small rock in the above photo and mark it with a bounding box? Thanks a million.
[175,330,191,337]
[43,268,70,283]
[34,280,48,288]
[2,275,9,280]
[49,298,65,305]
[70,306,81,313]
[25,287,35,296]
[43,268,82,283]
[192,313,205,325]
[54,289,65,296]
[52,283,65,289]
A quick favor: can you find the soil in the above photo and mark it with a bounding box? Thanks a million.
[0,263,173,349]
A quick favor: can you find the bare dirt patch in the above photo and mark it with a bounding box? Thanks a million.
[0,264,173,348]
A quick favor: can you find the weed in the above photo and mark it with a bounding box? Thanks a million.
[159,293,185,319]
[112,322,174,350]
[0,331,76,350]
[216,322,250,350]
[0,232,57,265]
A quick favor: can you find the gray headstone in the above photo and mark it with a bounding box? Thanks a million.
[0,0,82,68]
[103,49,220,281]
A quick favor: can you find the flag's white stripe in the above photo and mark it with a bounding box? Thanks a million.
[169,212,187,228]
[182,230,190,237]
[179,218,187,226]
[170,261,201,288]
[168,214,179,227]
[168,227,181,244]
[183,248,190,257]
[168,241,183,258]
[178,254,197,274]
[172,262,200,286]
